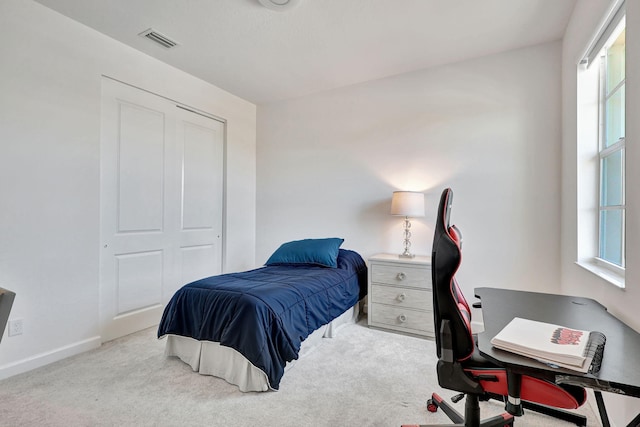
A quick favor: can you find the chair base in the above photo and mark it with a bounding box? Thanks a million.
[403,392,589,427]
[401,392,514,427]
[482,393,586,426]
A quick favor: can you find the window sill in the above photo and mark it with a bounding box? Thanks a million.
[575,261,625,289]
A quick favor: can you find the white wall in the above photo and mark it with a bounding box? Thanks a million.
[562,0,640,422]
[257,42,564,323]
[0,0,256,378]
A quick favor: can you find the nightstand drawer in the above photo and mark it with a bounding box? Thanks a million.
[370,284,431,310]
[370,303,434,334]
[371,263,430,289]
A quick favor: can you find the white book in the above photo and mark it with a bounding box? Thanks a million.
[490,317,606,373]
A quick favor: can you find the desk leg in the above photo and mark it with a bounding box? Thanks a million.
[505,372,524,416]
[594,391,611,427]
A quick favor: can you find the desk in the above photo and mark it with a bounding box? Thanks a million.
[475,287,640,426]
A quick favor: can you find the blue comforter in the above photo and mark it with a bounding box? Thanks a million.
[157,249,367,390]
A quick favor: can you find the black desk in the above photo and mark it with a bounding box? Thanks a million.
[475,287,640,426]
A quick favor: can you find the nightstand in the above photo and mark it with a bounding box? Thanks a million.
[367,253,433,338]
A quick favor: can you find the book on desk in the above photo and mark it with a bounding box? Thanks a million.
[490,317,606,374]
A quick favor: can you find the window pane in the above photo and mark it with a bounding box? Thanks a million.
[606,28,625,92]
[601,150,623,206]
[605,84,625,147]
[600,209,623,266]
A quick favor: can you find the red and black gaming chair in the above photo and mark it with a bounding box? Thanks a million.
[422,188,587,426]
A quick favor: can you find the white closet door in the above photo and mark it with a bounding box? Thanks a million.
[174,107,224,292]
[100,78,223,342]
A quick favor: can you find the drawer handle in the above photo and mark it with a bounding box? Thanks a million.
[397,293,406,302]
[398,314,407,323]
[396,272,406,281]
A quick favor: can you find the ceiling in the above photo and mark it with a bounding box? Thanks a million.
[34,0,577,105]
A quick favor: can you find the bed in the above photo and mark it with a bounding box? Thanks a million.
[157,238,367,392]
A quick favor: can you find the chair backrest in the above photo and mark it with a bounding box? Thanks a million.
[432,188,474,362]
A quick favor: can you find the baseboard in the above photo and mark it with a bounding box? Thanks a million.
[0,335,101,380]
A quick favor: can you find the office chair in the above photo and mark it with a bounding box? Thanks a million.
[412,188,587,427]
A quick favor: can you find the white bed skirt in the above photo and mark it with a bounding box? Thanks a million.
[162,302,361,392]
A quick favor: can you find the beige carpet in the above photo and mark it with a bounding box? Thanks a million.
[0,318,600,426]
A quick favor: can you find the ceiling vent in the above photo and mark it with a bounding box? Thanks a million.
[138,28,179,49]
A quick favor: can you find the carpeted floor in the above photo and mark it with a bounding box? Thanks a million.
[0,318,600,426]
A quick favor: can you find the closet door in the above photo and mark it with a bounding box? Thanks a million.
[174,106,224,293]
[99,78,223,342]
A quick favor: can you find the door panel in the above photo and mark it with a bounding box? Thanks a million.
[182,122,220,229]
[100,78,224,342]
[117,103,165,232]
[116,251,163,314]
[179,245,216,289]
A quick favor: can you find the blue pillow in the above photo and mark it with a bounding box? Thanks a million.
[265,238,345,268]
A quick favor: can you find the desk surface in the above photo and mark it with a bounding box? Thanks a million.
[475,287,640,398]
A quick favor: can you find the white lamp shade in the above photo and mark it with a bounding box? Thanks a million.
[391,191,425,217]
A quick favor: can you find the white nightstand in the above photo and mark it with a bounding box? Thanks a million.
[367,253,434,338]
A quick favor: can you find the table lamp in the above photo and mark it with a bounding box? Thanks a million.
[391,191,425,258]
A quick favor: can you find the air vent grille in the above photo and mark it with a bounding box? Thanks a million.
[138,28,179,49]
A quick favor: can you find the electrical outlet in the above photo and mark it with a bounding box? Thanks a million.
[8,319,23,337]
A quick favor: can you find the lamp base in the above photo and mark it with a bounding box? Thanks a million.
[398,253,415,259]
[398,216,416,259]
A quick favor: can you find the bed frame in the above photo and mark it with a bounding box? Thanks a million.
[163,303,361,391]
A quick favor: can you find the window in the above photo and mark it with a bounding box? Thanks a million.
[598,25,625,270]
[577,1,625,286]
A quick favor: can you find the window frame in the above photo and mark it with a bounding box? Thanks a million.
[596,20,626,271]
[576,1,626,288]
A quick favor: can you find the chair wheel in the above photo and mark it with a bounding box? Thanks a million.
[426,399,438,413]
